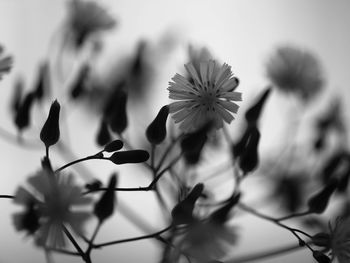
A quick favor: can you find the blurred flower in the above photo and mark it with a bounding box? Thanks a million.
[13,169,91,248]
[67,0,116,47]
[0,45,13,80]
[266,45,324,102]
[329,217,350,263]
[188,45,213,73]
[168,60,241,133]
[172,221,237,262]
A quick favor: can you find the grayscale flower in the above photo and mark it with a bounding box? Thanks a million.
[168,60,241,133]
[67,0,116,47]
[329,217,350,263]
[13,169,92,248]
[266,45,324,102]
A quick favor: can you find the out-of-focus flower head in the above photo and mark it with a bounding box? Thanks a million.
[329,216,350,263]
[171,220,237,262]
[0,45,13,80]
[188,45,213,73]
[13,168,92,248]
[67,0,116,48]
[168,60,242,133]
[266,45,324,102]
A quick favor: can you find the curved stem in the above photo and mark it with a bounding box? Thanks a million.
[226,243,304,263]
[55,155,104,173]
[276,211,311,221]
[93,225,173,248]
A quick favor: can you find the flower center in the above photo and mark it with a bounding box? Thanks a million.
[199,90,217,111]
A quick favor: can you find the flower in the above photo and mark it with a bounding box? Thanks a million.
[0,45,13,80]
[168,60,241,133]
[329,217,350,263]
[171,221,237,262]
[67,0,116,47]
[266,45,324,102]
[13,168,92,248]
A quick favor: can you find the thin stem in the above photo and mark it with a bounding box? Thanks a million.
[0,195,14,199]
[85,221,102,258]
[46,146,49,159]
[156,134,183,171]
[62,224,86,261]
[276,211,311,221]
[84,186,150,195]
[149,153,182,189]
[55,155,104,173]
[44,247,80,256]
[226,243,304,263]
[238,203,312,251]
[93,225,173,248]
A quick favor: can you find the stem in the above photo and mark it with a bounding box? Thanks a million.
[226,243,304,263]
[156,134,183,171]
[84,186,150,194]
[238,203,312,251]
[0,195,14,199]
[93,225,173,248]
[276,211,311,221]
[62,224,87,262]
[85,221,102,259]
[55,155,104,173]
[149,153,182,189]
[46,146,49,159]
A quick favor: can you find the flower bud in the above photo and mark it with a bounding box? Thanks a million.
[94,174,117,222]
[181,122,212,165]
[312,251,331,263]
[11,76,24,115]
[311,233,331,248]
[110,150,149,165]
[307,178,338,214]
[171,183,204,225]
[238,126,260,174]
[85,180,102,192]
[146,105,169,144]
[209,193,241,225]
[13,202,40,235]
[14,92,35,131]
[103,139,124,153]
[245,88,271,125]
[105,89,128,134]
[96,119,111,146]
[40,100,60,148]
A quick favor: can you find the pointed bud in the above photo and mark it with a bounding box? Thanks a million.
[181,122,212,165]
[311,233,331,248]
[70,64,89,99]
[313,251,331,263]
[14,92,35,131]
[40,100,60,148]
[171,183,204,225]
[209,193,241,225]
[308,178,338,214]
[110,150,149,165]
[103,140,124,153]
[231,126,252,158]
[105,89,128,134]
[238,126,260,174]
[245,88,271,124]
[96,119,112,147]
[146,105,169,144]
[94,174,117,222]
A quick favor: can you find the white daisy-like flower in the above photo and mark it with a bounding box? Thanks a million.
[67,0,116,47]
[329,217,350,263]
[168,60,242,133]
[13,169,92,248]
